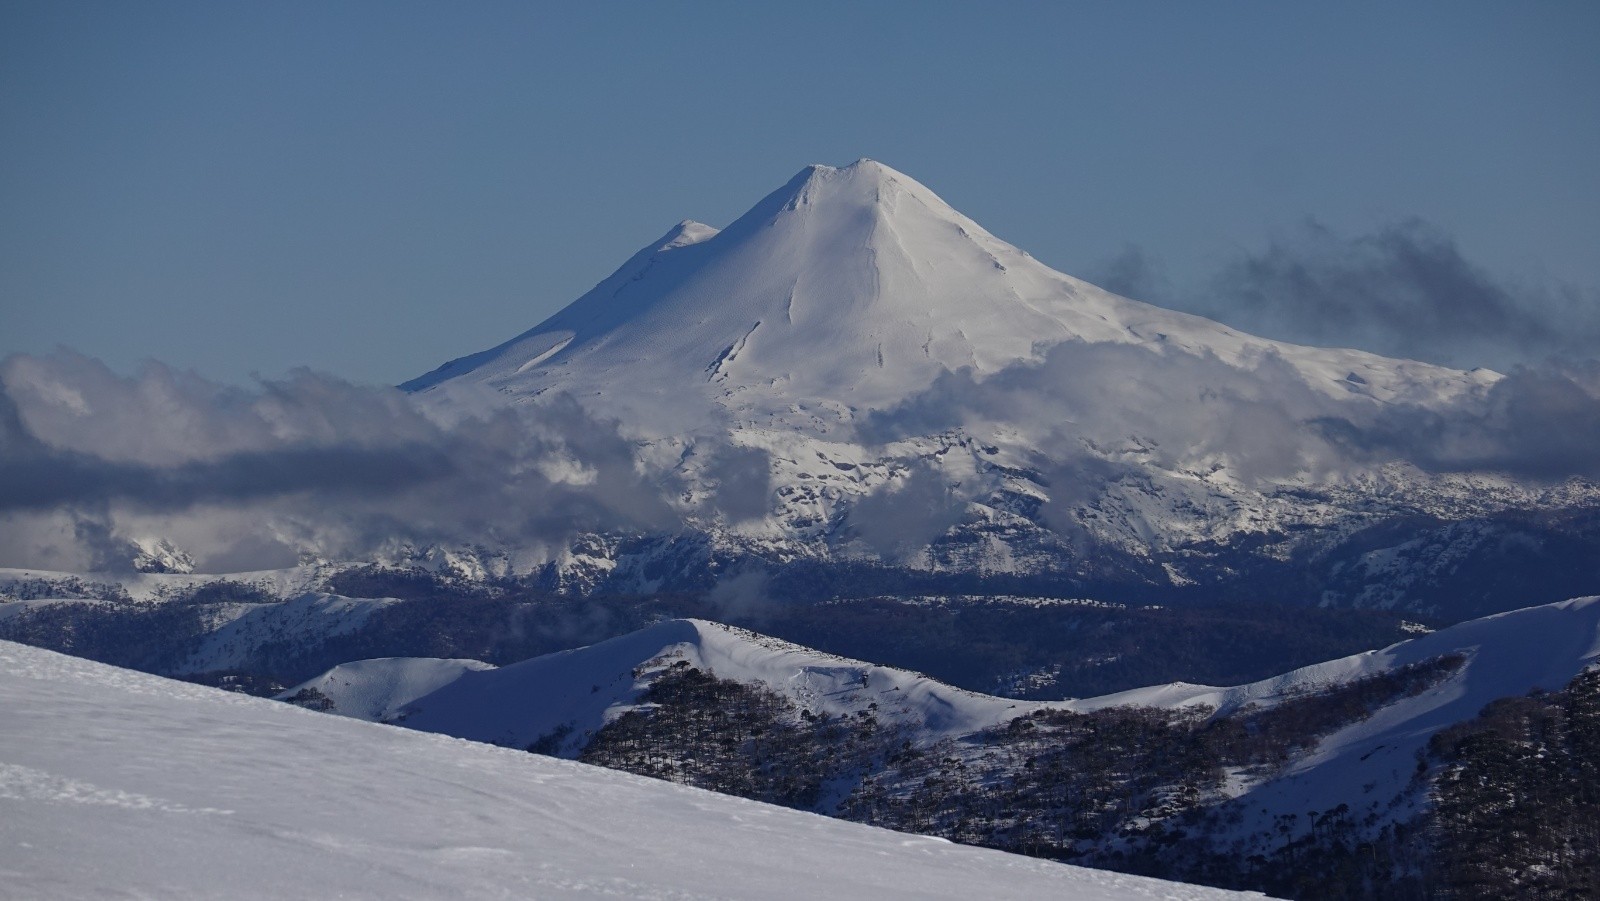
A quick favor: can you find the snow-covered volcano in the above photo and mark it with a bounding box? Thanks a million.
[390,160,1569,597]
[404,159,1489,431]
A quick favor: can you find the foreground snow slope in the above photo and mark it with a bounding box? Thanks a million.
[0,640,1258,900]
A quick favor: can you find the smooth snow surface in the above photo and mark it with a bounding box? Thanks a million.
[0,641,1259,900]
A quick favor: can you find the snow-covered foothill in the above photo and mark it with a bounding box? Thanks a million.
[0,639,1261,900]
[1182,596,1600,842]
[393,618,1035,755]
[1073,595,1600,717]
[0,597,114,624]
[276,656,496,721]
[317,596,1600,847]
[333,598,1600,746]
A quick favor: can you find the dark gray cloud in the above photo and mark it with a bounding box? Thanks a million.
[1088,220,1600,372]
[847,461,971,561]
[700,443,773,524]
[1314,362,1600,480]
[70,516,136,574]
[703,565,775,624]
[1085,244,1171,309]
[0,435,455,513]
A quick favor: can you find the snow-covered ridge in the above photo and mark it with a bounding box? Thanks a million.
[1186,596,1600,841]
[1079,595,1600,715]
[0,639,1258,899]
[277,655,495,721]
[375,618,1038,756]
[174,591,401,674]
[299,597,1600,779]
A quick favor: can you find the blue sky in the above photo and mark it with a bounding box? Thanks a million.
[3,1,1597,384]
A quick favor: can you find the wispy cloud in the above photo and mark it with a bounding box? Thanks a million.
[1088,220,1600,371]
[0,351,706,571]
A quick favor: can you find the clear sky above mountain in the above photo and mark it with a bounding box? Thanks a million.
[3,1,1596,384]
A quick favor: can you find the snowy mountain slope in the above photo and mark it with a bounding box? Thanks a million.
[1193,595,1600,845]
[7,162,1577,610]
[0,597,112,624]
[173,591,402,674]
[0,640,1259,900]
[277,655,496,721]
[1074,595,1600,717]
[991,594,1600,851]
[0,570,416,683]
[0,564,327,604]
[391,618,1037,756]
[406,159,1490,428]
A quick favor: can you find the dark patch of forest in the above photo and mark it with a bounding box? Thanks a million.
[1424,667,1600,899]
